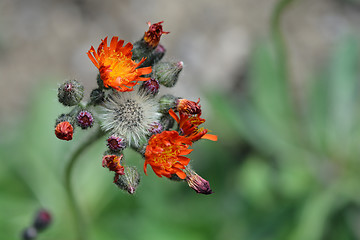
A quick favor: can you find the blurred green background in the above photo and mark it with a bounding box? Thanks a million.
[2,0,360,239]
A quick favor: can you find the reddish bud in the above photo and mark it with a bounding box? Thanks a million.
[177,98,202,115]
[143,21,169,48]
[76,111,94,129]
[102,155,125,182]
[185,168,213,195]
[55,121,73,141]
[140,78,160,96]
[106,136,127,152]
[148,121,163,134]
[33,209,52,231]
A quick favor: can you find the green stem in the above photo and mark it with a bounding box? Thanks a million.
[271,0,295,81]
[64,128,105,240]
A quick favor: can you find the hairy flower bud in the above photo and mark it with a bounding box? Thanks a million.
[139,78,160,96]
[33,209,52,231]
[115,166,140,194]
[184,167,213,195]
[76,110,94,129]
[107,136,127,152]
[90,88,105,105]
[160,114,175,131]
[57,79,84,106]
[141,44,166,67]
[158,94,178,113]
[152,61,183,87]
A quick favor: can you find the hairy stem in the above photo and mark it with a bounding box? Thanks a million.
[64,127,105,240]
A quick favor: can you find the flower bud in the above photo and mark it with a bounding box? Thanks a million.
[148,121,163,134]
[141,44,166,67]
[102,154,125,182]
[143,21,169,48]
[90,88,105,105]
[177,98,202,115]
[152,61,183,87]
[158,94,178,113]
[139,78,160,96]
[107,136,127,152]
[184,167,213,195]
[115,166,140,194]
[22,227,37,240]
[33,209,52,231]
[57,79,84,106]
[76,110,94,129]
[160,114,175,131]
[55,120,74,141]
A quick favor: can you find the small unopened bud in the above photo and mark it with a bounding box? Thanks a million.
[148,121,163,134]
[57,79,84,106]
[139,78,160,96]
[102,155,125,182]
[141,44,166,67]
[153,61,183,87]
[76,110,94,129]
[90,88,105,105]
[160,114,175,131]
[33,209,52,231]
[115,166,140,194]
[177,98,202,115]
[22,227,37,240]
[55,121,74,141]
[184,167,213,195]
[158,94,179,113]
[107,136,127,152]
[143,21,169,49]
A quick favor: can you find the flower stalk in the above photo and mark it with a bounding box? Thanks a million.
[64,127,106,240]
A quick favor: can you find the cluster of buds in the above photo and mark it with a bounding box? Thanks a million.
[22,209,52,240]
[54,21,217,194]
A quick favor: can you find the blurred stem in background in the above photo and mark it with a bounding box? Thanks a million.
[64,127,105,240]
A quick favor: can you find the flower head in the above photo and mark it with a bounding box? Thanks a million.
[76,110,94,129]
[177,98,202,115]
[55,121,74,141]
[100,90,161,146]
[87,37,152,92]
[143,21,169,48]
[107,135,127,152]
[102,154,125,182]
[144,131,193,179]
[185,168,213,195]
[169,109,217,142]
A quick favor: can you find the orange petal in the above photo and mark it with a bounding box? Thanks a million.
[201,134,218,141]
[176,170,186,179]
[169,109,180,123]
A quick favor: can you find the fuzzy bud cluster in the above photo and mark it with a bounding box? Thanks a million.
[53,21,217,196]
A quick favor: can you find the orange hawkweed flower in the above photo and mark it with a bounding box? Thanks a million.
[143,21,169,48]
[169,109,218,142]
[87,37,152,92]
[144,131,193,179]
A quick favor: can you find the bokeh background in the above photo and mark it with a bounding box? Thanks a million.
[2,0,360,239]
